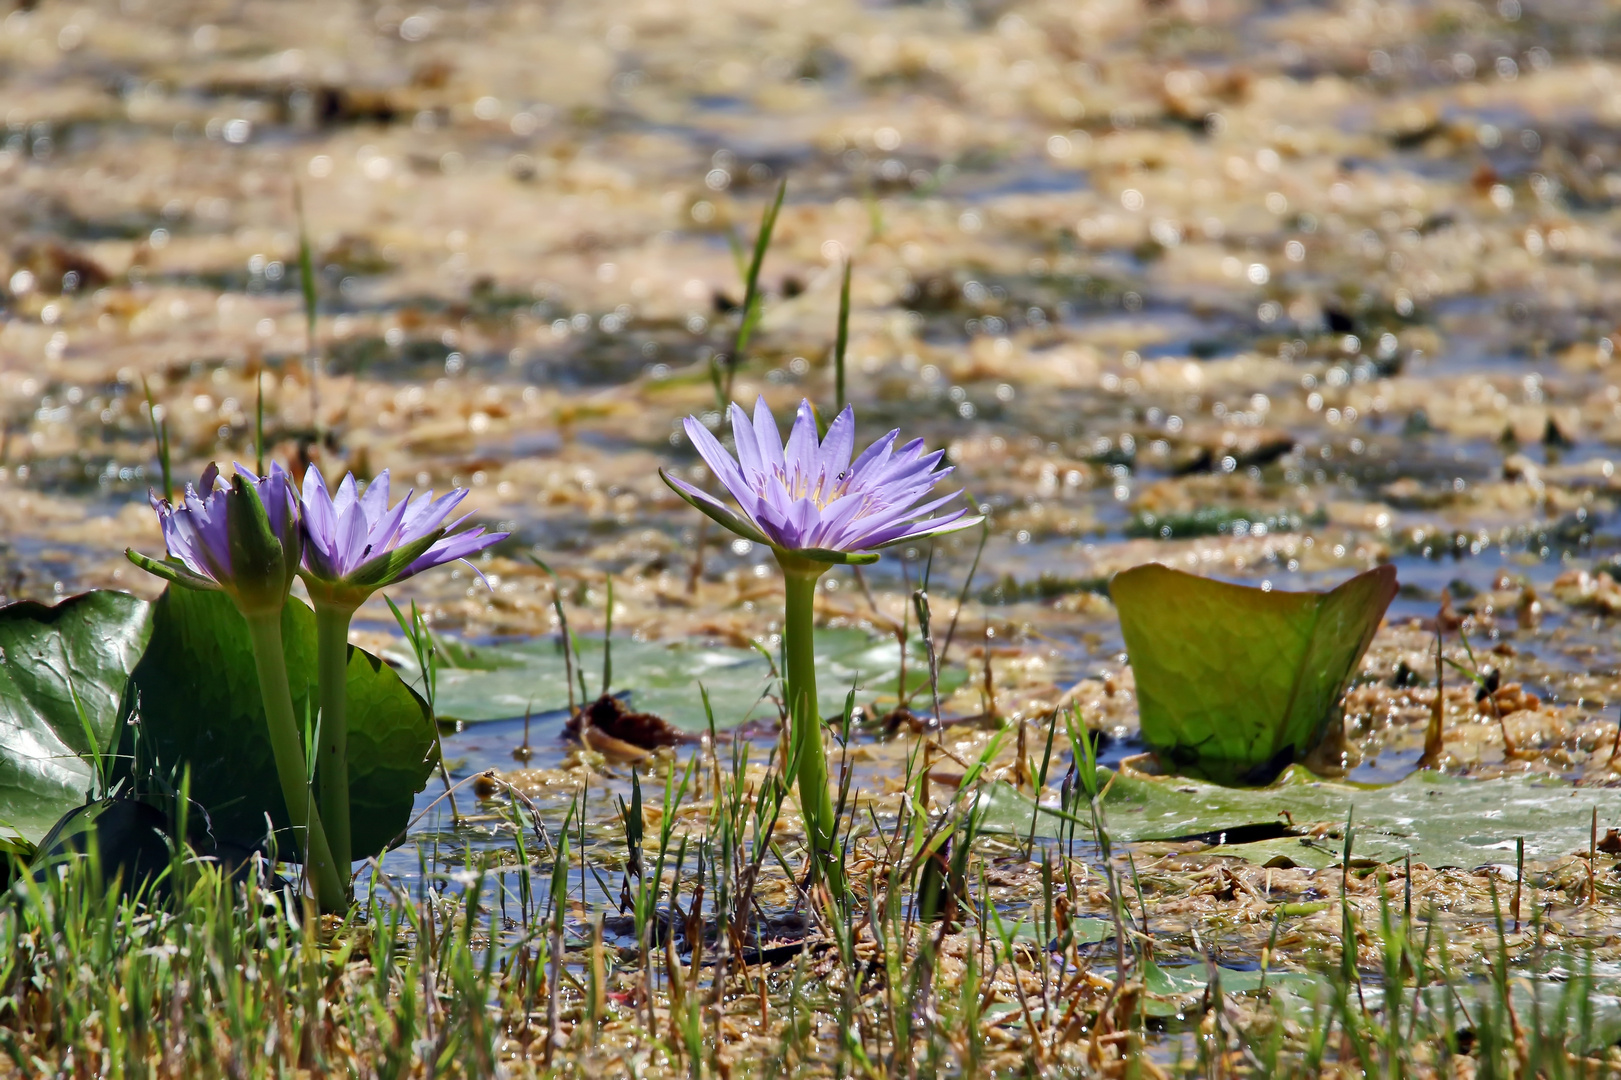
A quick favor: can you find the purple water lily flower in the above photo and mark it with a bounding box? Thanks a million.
[298,466,509,597]
[298,464,508,881]
[662,397,981,563]
[153,463,297,582]
[131,462,302,615]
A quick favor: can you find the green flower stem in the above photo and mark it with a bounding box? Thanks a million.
[313,601,358,880]
[242,610,347,913]
[780,560,841,894]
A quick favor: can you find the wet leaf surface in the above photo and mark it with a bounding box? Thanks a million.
[399,629,966,729]
[124,587,437,859]
[988,766,1621,871]
[0,591,152,844]
[1112,564,1397,783]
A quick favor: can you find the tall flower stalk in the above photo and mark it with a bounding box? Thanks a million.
[664,398,979,888]
[296,467,507,875]
[128,464,346,912]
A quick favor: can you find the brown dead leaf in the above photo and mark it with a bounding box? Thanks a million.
[565,694,695,750]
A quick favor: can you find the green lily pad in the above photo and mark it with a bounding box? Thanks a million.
[122,587,437,860]
[0,591,153,844]
[1002,915,1113,949]
[1141,959,1326,1018]
[1415,983,1621,1054]
[1201,835,1346,870]
[431,632,527,671]
[391,629,965,729]
[984,768,1621,870]
[1110,563,1398,784]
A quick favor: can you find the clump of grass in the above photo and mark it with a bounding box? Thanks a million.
[2,716,1617,1078]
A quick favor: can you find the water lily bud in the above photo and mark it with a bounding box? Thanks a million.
[223,472,298,616]
[127,463,302,618]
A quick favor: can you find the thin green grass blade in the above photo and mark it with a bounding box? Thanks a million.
[602,575,614,698]
[141,376,172,504]
[721,178,787,405]
[834,257,852,413]
[254,371,265,476]
[294,183,320,437]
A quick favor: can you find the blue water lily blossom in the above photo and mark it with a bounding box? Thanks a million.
[299,466,509,597]
[129,461,348,911]
[661,397,980,562]
[296,464,508,882]
[662,397,981,897]
[135,462,302,615]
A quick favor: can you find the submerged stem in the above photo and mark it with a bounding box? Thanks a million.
[243,610,347,913]
[314,601,358,883]
[780,561,841,897]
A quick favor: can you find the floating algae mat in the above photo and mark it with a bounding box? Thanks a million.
[990,766,1621,871]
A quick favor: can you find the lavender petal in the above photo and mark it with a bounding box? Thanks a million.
[729,402,766,486]
[751,396,786,477]
[782,400,820,490]
[847,429,899,483]
[359,469,391,522]
[404,526,509,577]
[682,416,754,508]
[859,508,979,550]
[817,405,856,485]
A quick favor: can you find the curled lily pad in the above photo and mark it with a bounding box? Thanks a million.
[1110,563,1397,784]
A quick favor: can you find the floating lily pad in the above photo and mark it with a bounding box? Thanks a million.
[1417,983,1621,1055]
[982,958,1326,1026]
[123,587,437,860]
[0,591,153,844]
[984,768,1621,870]
[1110,563,1398,784]
[1142,960,1327,1018]
[390,629,965,729]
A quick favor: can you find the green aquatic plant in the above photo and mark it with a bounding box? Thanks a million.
[663,397,980,889]
[125,463,345,910]
[126,584,435,866]
[0,591,152,846]
[296,465,507,878]
[125,460,493,907]
[1110,562,1398,784]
